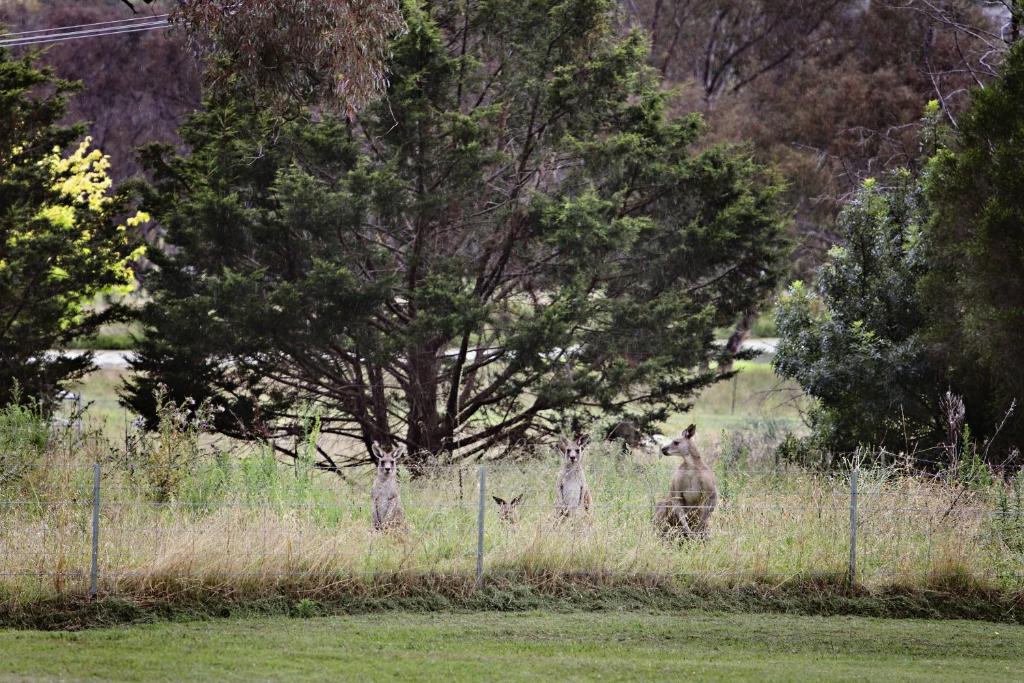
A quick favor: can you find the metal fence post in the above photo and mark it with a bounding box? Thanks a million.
[730,375,738,415]
[89,462,101,599]
[475,466,486,588]
[848,466,858,586]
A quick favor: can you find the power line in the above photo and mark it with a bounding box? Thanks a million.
[0,21,169,49]
[0,23,169,48]
[0,14,170,39]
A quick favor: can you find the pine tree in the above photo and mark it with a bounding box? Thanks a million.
[125,0,788,469]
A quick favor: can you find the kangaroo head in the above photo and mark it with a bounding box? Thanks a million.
[660,424,697,457]
[372,442,405,476]
[492,494,524,523]
[558,435,588,466]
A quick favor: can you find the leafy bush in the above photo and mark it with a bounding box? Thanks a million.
[774,44,1024,467]
[773,171,941,460]
[291,598,321,619]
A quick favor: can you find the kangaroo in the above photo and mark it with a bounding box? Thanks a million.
[370,443,407,531]
[492,494,524,524]
[555,436,592,518]
[607,420,644,448]
[658,424,717,538]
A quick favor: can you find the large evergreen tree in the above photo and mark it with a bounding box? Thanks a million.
[0,46,142,407]
[921,41,1024,455]
[125,0,787,469]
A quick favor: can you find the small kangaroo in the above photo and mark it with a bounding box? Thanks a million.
[555,436,592,518]
[492,494,524,524]
[658,424,717,538]
[370,443,407,531]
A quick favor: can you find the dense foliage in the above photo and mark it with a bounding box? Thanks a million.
[124,0,788,468]
[775,44,1024,466]
[774,171,941,459]
[921,41,1024,455]
[0,47,142,407]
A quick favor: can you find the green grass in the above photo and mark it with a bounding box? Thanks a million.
[672,359,807,433]
[1,610,1021,682]
[67,322,144,351]
[58,368,133,443]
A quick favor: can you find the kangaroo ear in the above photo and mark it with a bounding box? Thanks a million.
[558,436,571,451]
[492,495,505,505]
[371,443,384,460]
[683,424,696,439]
[393,444,406,460]
[512,494,524,506]
[576,434,590,448]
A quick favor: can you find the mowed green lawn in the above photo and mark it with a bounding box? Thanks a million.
[1,610,1020,682]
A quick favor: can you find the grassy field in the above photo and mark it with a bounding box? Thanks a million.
[2,356,1021,610]
[3,432,1021,608]
[2,610,1022,682]
[0,356,1015,617]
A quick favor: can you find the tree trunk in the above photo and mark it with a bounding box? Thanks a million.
[1012,1,1021,45]
[720,307,757,374]
[404,344,444,470]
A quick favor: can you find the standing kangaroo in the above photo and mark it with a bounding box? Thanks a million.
[555,436,592,518]
[371,443,407,531]
[658,424,717,538]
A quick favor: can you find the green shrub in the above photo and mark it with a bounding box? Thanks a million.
[772,172,940,462]
[774,45,1024,465]
[291,598,321,618]
[116,385,217,502]
[0,398,50,493]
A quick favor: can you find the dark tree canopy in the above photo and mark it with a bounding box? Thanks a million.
[921,40,1024,455]
[124,0,788,469]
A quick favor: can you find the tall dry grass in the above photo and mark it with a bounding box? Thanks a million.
[1,422,1022,608]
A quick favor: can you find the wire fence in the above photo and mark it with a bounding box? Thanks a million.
[2,462,1023,599]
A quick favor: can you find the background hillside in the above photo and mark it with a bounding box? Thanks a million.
[0,0,1004,274]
